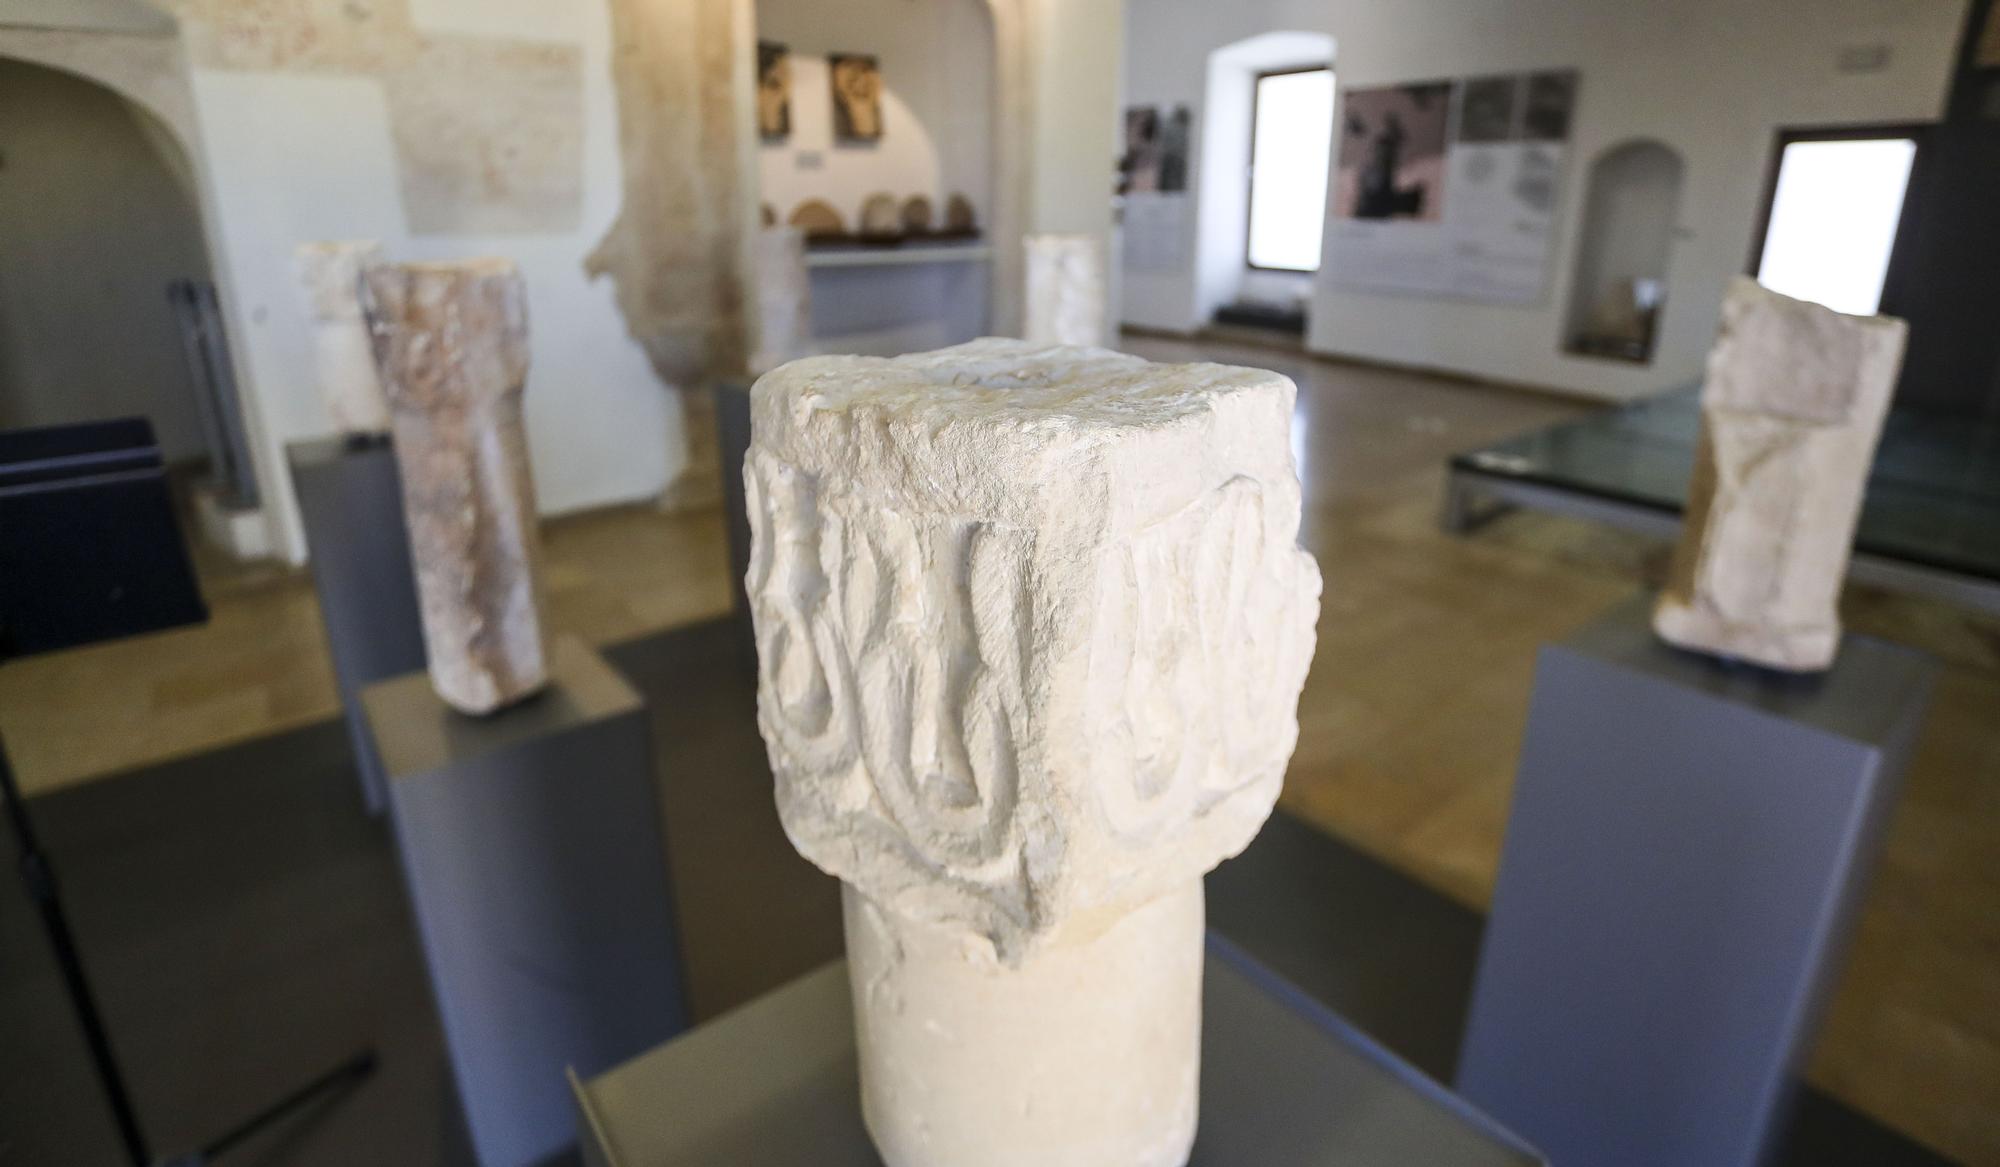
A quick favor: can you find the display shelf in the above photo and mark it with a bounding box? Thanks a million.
[806,244,993,269]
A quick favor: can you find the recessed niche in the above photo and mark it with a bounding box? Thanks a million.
[1563,139,1685,364]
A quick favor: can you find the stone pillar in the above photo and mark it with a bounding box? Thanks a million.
[361,259,549,715]
[749,226,813,376]
[1023,234,1107,348]
[744,339,1321,1167]
[296,241,391,436]
[1654,278,1908,672]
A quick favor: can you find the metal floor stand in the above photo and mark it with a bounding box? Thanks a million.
[2,725,377,1166]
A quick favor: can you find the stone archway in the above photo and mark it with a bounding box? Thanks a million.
[0,14,273,554]
[0,11,197,150]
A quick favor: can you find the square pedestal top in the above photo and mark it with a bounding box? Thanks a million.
[1563,595,1936,746]
[571,934,1543,1166]
[361,636,641,780]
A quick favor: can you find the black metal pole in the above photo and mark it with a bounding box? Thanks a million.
[197,1049,376,1162]
[0,729,152,1167]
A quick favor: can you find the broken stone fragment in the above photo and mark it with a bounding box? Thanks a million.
[1654,277,1908,672]
[746,338,1321,1167]
[296,241,392,436]
[361,258,549,715]
[1023,233,1107,348]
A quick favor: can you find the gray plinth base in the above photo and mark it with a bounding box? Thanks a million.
[362,638,688,1167]
[572,934,1546,1167]
[288,436,425,813]
[1456,595,1936,1167]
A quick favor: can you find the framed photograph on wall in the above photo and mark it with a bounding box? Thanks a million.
[1121,106,1162,193]
[830,53,884,143]
[757,41,791,141]
[1326,69,1580,304]
[1336,82,1452,221]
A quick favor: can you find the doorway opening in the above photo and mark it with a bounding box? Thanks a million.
[1750,126,1921,317]
[1197,31,1335,346]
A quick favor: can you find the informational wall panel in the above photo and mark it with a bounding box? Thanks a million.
[1325,71,1577,304]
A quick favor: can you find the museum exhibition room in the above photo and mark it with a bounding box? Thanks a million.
[2,0,1998,1164]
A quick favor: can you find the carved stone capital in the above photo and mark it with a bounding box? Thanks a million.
[746,339,1321,959]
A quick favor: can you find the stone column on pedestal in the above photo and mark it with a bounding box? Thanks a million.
[1653,278,1908,672]
[744,339,1321,1167]
[361,258,549,715]
[749,225,813,376]
[296,241,392,436]
[1023,233,1107,348]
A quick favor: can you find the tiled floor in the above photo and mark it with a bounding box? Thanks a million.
[4,337,1996,1163]
[0,503,735,797]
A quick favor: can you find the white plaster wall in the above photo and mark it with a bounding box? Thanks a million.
[1121,0,1966,400]
[755,0,992,234]
[179,0,681,561]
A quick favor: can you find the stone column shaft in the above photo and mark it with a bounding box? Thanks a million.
[362,258,548,715]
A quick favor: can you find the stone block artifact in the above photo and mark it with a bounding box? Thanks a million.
[1024,234,1108,348]
[361,258,549,715]
[744,339,1322,1167]
[750,226,813,376]
[1653,278,1908,672]
[297,241,392,436]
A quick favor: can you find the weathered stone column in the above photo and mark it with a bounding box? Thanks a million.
[749,225,813,376]
[1654,278,1908,672]
[296,241,391,436]
[745,339,1321,1167]
[361,259,549,715]
[1023,234,1107,348]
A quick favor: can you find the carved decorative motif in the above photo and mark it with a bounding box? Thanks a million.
[746,340,1320,957]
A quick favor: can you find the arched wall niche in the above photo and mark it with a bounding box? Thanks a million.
[750,0,1031,337]
[1563,138,1686,365]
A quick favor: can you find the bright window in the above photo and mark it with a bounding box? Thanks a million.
[1247,68,1335,272]
[1755,136,1917,316]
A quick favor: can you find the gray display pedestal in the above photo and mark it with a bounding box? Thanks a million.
[288,436,425,813]
[1456,596,1936,1167]
[571,933,1546,1167]
[362,638,688,1167]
